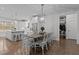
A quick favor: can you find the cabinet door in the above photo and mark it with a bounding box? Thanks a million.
[66,14,78,39]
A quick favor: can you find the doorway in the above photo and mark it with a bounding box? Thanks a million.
[59,16,66,48]
[59,16,66,39]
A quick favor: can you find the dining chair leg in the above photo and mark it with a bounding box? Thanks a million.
[46,44,48,50]
[42,46,44,55]
[35,45,36,54]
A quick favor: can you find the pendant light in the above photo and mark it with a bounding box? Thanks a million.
[40,4,45,21]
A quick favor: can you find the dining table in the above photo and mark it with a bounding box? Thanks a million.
[27,33,43,42]
[27,32,48,43]
[29,33,42,38]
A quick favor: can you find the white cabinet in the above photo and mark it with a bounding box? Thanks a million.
[11,31,24,41]
[66,14,78,40]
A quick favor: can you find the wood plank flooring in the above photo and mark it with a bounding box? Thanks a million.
[0,37,79,55]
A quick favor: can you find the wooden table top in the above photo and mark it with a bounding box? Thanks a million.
[28,33,43,38]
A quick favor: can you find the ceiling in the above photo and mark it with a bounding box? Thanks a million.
[0,4,79,20]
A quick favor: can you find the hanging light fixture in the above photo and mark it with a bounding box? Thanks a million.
[40,4,45,21]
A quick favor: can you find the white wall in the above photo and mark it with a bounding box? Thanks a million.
[44,15,59,41]
[77,13,79,44]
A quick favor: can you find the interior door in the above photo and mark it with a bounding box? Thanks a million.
[66,14,78,39]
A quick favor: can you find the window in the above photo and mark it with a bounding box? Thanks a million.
[0,20,15,30]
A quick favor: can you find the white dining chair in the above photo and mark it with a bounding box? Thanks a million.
[21,34,33,55]
[47,33,53,46]
[33,33,48,55]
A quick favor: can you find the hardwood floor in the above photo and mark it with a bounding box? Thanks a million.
[0,37,79,55]
[30,38,79,55]
[0,37,21,55]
